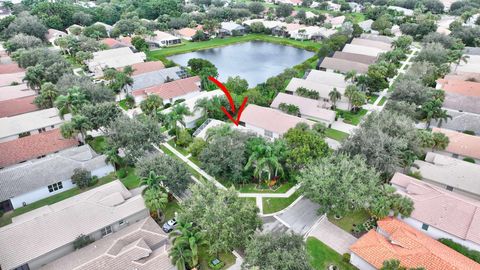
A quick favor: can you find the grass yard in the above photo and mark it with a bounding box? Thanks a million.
[262,190,301,214]
[336,109,368,126]
[328,209,371,233]
[325,128,349,141]
[87,136,108,154]
[161,199,180,226]
[238,181,296,194]
[167,139,189,156]
[117,167,142,190]
[306,237,357,270]
[346,12,366,23]
[199,247,236,270]
[118,99,134,111]
[367,94,379,104]
[377,96,387,106]
[147,34,322,60]
[0,173,117,227]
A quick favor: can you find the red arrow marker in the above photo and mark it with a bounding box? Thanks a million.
[207,76,248,126]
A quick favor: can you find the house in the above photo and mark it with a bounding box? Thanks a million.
[326,1,341,11]
[146,31,181,47]
[220,22,245,36]
[162,90,223,128]
[305,70,350,88]
[348,2,363,12]
[0,145,114,211]
[350,38,392,51]
[431,109,480,135]
[93,21,114,36]
[437,77,480,95]
[411,152,480,199]
[358,19,374,32]
[0,128,78,168]
[0,72,24,86]
[101,38,133,50]
[436,77,480,114]
[118,61,165,76]
[0,108,66,143]
[290,26,336,40]
[243,19,284,30]
[132,76,202,105]
[87,47,146,77]
[391,173,480,252]
[349,217,479,270]
[39,217,174,270]
[131,66,186,91]
[0,95,38,118]
[387,6,415,16]
[360,33,393,44]
[342,44,387,57]
[240,104,315,139]
[0,84,35,102]
[319,57,370,74]
[325,15,345,28]
[0,180,148,270]
[45,29,67,46]
[432,127,480,162]
[175,27,198,40]
[270,93,336,126]
[285,78,349,110]
[332,51,377,65]
[453,54,480,74]
[193,119,250,140]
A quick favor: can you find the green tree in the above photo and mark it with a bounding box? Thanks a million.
[276,4,293,17]
[71,168,93,189]
[432,132,449,150]
[381,259,425,270]
[392,35,413,50]
[140,95,163,117]
[170,221,205,268]
[421,99,452,128]
[141,171,167,191]
[34,82,59,108]
[60,114,91,142]
[144,187,168,218]
[55,87,89,118]
[23,64,45,92]
[344,85,359,110]
[166,103,193,135]
[169,240,192,270]
[328,88,342,110]
[244,139,286,185]
[131,36,149,51]
[225,76,249,95]
[370,185,414,218]
[79,102,122,133]
[188,138,207,158]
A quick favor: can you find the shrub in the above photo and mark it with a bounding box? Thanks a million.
[176,129,193,148]
[342,253,351,263]
[463,130,476,135]
[116,168,127,178]
[278,102,300,116]
[188,138,207,158]
[296,87,319,99]
[439,238,480,263]
[463,157,475,163]
[0,210,4,217]
[71,168,93,189]
[73,234,93,249]
[208,259,225,270]
[407,171,422,180]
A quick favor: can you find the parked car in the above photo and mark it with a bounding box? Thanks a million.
[162,218,177,233]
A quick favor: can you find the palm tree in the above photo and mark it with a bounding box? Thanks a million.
[421,99,452,128]
[356,75,369,92]
[344,85,358,111]
[54,87,88,119]
[39,82,59,108]
[140,95,163,117]
[194,97,210,119]
[350,90,366,112]
[143,187,168,218]
[60,115,91,142]
[141,171,166,191]
[432,132,450,150]
[328,88,341,109]
[23,65,44,92]
[169,221,205,268]
[454,54,469,72]
[245,141,285,186]
[169,240,193,270]
[344,70,357,83]
[166,104,193,136]
[105,146,123,170]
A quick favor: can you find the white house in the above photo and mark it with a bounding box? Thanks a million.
[87,47,146,77]
[305,70,350,88]
[289,26,336,40]
[285,78,349,110]
[45,29,67,47]
[387,6,415,16]
[93,21,114,36]
[342,44,387,57]
[146,31,182,47]
[220,22,246,36]
[240,104,315,139]
[0,180,148,270]
[0,145,114,211]
[132,76,202,105]
[391,173,480,252]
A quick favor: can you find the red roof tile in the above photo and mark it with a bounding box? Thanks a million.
[142,76,201,100]
[438,79,480,97]
[0,95,39,117]
[0,63,24,74]
[119,61,165,76]
[101,38,121,47]
[0,129,79,168]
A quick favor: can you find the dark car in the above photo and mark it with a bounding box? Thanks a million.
[162,218,177,233]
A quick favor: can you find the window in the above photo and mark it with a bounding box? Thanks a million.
[38,128,46,133]
[264,130,273,138]
[452,154,459,158]
[47,182,63,193]
[101,225,112,237]
[119,220,125,226]
[421,223,429,231]
[446,186,454,191]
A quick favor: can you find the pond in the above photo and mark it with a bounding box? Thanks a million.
[167,41,315,86]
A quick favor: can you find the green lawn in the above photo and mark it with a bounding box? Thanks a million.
[346,12,366,23]
[117,167,142,190]
[118,99,134,111]
[87,136,108,154]
[306,237,357,270]
[147,34,322,60]
[161,199,180,226]
[238,181,295,193]
[325,128,349,141]
[0,173,117,227]
[336,109,368,126]
[328,209,371,233]
[167,139,190,156]
[377,96,387,106]
[262,190,301,214]
[199,247,236,270]
[367,95,379,104]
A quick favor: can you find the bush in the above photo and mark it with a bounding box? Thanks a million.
[116,168,127,178]
[176,129,193,148]
[407,171,422,180]
[208,259,225,270]
[188,138,207,158]
[342,253,351,263]
[463,130,476,135]
[463,157,475,163]
[73,234,93,249]
[439,238,480,263]
[0,210,4,217]
[71,168,93,189]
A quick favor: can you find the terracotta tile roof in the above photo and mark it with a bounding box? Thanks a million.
[432,127,480,159]
[0,129,78,168]
[0,63,24,74]
[438,79,480,97]
[391,173,480,246]
[141,76,201,100]
[350,217,480,270]
[119,61,165,76]
[177,27,197,38]
[0,95,38,117]
[101,38,122,47]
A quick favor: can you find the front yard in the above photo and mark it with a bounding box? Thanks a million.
[328,209,371,234]
[306,237,357,270]
[325,128,349,141]
[336,109,368,126]
[262,190,301,214]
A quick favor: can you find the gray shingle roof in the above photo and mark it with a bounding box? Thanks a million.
[131,66,185,90]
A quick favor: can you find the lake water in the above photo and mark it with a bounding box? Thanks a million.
[167,41,315,86]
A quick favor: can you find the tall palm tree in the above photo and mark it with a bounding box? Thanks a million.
[143,187,168,218]
[60,115,91,142]
[328,88,341,109]
[39,82,59,108]
[245,142,285,186]
[169,240,193,270]
[344,85,358,111]
[141,171,166,191]
[170,221,205,268]
[23,65,45,92]
[54,87,88,119]
[194,97,210,119]
[421,99,452,128]
[166,104,193,136]
[356,75,369,92]
[344,70,357,83]
[104,146,123,170]
[140,95,163,117]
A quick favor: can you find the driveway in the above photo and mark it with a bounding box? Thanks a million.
[261,216,289,234]
[276,198,321,236]
[308,217,357,254]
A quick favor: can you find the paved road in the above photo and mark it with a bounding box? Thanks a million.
[308,217,357,255]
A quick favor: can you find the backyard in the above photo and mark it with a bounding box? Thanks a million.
[306,237,357,270]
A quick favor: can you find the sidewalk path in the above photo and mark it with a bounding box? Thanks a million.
[308,217,357,254]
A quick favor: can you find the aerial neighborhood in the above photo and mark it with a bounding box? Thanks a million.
[1,0,480,269]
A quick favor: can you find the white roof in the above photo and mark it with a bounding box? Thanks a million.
[0,180,147,270]
[342,44,386,57]
[387,6,414,16]
[0,84,35,101]
[243,19,284,29]
[89,47,146,70]
[286,78,347,101]
[305,70,349,88]
[270,93,336,123]
[454,55,480,74]
[221,22,245,31]
[93,21,113,31]
[0,108,65,140]
[149,31,180,42]
[351,38,392,51]
[358,19,374,31]
[0,72,25,87]
[413,152,480,197]
[162,90,223,124]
